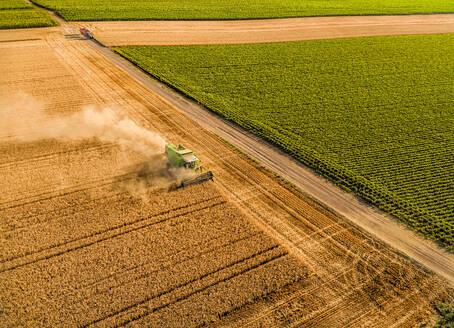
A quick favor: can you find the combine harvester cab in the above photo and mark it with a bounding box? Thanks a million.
[79,27,94,39]
[165,144,214,188]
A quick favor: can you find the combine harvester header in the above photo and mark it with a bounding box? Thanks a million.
[165,144,213,188]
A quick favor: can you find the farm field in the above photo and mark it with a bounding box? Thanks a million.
[0,26,452,327]
[31,0,454,21]
[114,34,454,251]
[0,0,56,29]
[72,14,454,47]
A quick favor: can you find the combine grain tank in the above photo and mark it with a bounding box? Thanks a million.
[165,144,213,188]
[79,27,93,39]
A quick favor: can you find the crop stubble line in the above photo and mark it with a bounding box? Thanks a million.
[0,196,225,272]
[345,286,429,328]
[293,273,436,328]
[1,189,128,232]
[285,265,427,328]
[215,172,432,326]
[80,245,285,327]
[48,35,156,132]
[77,230,263,291]
[1,166,200,232]
[102,248,288,328]
[0,173,132,210]
[214,159,363,261]
[235,265,363,327]
[0,143,112,168]
[224,248,420,328]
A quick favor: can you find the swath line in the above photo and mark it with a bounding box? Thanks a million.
[81,246,285,327]
[0,197,225,272]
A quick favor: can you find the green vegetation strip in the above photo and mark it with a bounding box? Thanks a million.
[0,0,57,28]
[114,34,454,250]
[435,303,454,328]
[30,0,454,21]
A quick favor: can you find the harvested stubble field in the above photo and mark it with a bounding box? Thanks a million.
[71,15,454,47]
[30,0,454,21]
[0,27,452,327]
[0,0,56,29]
[114,35,454,251]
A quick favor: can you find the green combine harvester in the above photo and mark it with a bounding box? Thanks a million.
[165,144,213,188]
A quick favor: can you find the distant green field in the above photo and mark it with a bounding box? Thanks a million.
[0,0,57,28]
[114,34,454,250]
[0,0,31,10]
[30,0,454,21]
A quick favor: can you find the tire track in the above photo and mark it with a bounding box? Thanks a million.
[83,246,286,327]
[0,196,224,272]
[76,231,262,291]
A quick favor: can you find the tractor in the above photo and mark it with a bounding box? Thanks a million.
[79,27,93,39]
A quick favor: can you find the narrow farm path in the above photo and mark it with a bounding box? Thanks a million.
[72,14,454,46]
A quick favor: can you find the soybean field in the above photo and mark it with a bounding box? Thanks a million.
[30,0,454,21]
[114,34,454,250]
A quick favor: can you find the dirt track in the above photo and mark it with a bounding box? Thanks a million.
[1,25,452,326]
[73,14,454,46]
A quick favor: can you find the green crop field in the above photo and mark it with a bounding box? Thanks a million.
[30,0,454,21]
[114,34,454,250]
[0,0,57,28]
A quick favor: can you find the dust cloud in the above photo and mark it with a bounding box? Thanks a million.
[117,155,198,200]
[0,93,166,155]
[0,93,196,199]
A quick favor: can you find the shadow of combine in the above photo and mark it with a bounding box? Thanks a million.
[64,34,85,40]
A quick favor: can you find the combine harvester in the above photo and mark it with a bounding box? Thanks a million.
[79,27,94,39]
[165,144,213,188]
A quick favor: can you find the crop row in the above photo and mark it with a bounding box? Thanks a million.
[29,0,454,21]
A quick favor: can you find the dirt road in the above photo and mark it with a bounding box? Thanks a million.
[1,23,452,326]
[73,14,454,46]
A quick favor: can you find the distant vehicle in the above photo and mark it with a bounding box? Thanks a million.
[79,27,93,39]
[165,144,213,188]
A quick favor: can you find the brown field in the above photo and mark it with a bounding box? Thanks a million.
[72,14,454,46]
[0,27,452,327]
